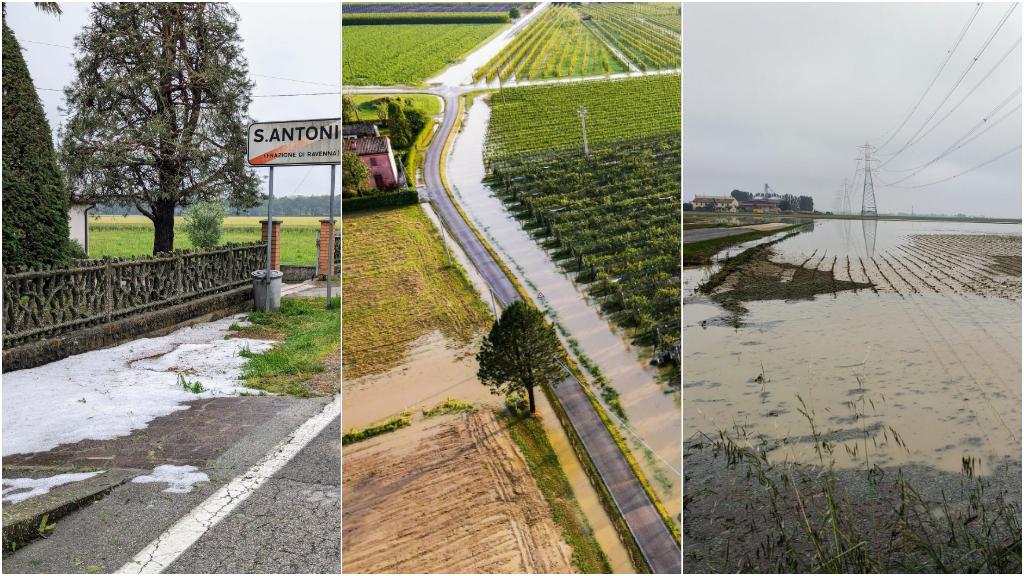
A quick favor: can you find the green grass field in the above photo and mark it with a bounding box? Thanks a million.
[341,205,491,378]
[88,216,331,266]
[342,23,504,85]
[349,93,443,118]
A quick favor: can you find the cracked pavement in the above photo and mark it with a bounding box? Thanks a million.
[2,397,339,574]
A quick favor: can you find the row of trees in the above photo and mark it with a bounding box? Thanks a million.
[727,189,814,212]
[92,194,340,217]
[4,3,262,265]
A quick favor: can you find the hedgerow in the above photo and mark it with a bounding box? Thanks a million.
[343,12,509,25]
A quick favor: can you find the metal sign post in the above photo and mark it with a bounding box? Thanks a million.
[265,166,274,312]
[326,164,335,308]
[246,117,342,313]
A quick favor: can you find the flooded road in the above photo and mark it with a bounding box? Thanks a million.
[685,218,1022,474]
[448,95,681,518]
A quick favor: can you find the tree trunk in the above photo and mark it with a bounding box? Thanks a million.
[152,199,176,254]
[527,384,536,414]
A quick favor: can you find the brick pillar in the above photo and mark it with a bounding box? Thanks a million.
[261,219,282,271]
[318,219,333,276]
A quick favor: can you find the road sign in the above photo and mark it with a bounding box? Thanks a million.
[247,118,340,166]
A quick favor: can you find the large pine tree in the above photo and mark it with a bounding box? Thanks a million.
[60,3,260,254]
[2,17,71,268]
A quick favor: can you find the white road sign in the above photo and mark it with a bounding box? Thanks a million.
[246,118,340,166]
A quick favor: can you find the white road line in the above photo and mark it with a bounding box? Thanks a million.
[116,397,340,574]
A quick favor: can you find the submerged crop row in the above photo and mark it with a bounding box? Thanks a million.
[485,134,681,379]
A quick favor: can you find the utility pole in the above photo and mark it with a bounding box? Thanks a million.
[858,142,878,216]
[578,105,589,156]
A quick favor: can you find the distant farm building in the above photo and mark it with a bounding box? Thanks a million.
[344,135,401,190]
[739,199,781,214]
[693,196,738,212]
[342,121,379,139]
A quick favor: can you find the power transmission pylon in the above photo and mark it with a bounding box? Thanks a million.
[578,105,589,156]
[858,143,878,216]
[841,177,852,215]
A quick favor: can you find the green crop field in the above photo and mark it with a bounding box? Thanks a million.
[484,75,681,378]
[578,3,681,71]
[88,216,329,266]
[485,74,680,155]
[473,5,626,82]
[475,3,679,82]
[342,23,504,85]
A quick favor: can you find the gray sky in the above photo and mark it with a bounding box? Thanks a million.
[4,2,341,199]
[684,2,1022,218]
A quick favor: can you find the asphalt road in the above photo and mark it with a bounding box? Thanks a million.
[683,226,758,243]
[3,397,339,574]
[420,88,682,574]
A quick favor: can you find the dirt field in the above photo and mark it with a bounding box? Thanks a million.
[342,410,574,574]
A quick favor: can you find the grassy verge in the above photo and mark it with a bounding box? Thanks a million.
[89,215,323,265]
[342,205,491,379]
[342,413,411,445]
[349,93,443,118]
[504,410,612,574]
[421,398,476,417]
[683,224,802,265]
[685,400,1022,573]
[234,297,339,396]
[404,118,436,186]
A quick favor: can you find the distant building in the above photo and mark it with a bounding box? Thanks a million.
[692,196,738,212]
[739,199,780,214]
[343,135,400,190]
[342,121,379,139]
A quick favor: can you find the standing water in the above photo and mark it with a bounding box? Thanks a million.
[447,95,681,518]
[685,219,1021,474]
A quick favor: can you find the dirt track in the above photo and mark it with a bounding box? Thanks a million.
[341,411,573,574]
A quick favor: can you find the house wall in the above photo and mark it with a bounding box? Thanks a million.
[68,204,90,252]
[360,152,398,189]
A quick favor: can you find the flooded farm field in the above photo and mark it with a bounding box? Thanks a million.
[447,95,681,520]
[684,218,1022,572]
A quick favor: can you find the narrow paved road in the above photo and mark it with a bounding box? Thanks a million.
[419,89,681,574]
[4,398,339,574]
[684,226,757,243]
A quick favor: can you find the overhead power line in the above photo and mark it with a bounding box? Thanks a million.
[880,2,1019,168]
[21,39,338,91]
[889,144,1021,189]
[252,73,339,88]
[875,2,984,152]
[884,36,1022,163]
[35,86,339,98]
[882,93,1020,185]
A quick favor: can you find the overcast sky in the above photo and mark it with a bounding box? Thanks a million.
[4,2,341,199]
[684,2,1022,218]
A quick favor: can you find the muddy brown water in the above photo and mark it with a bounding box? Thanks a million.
[448,95,681,519]
[685,219,1022,475]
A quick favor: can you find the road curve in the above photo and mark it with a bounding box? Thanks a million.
[421,92,681,574]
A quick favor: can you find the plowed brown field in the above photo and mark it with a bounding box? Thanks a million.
[342,410,574,573]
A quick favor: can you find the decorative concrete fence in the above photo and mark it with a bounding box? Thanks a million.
[3,243,264,350]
